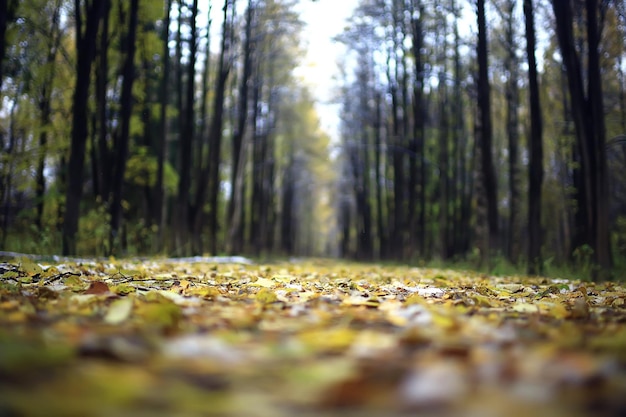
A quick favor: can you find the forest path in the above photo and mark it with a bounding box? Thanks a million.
[1,258,625,416]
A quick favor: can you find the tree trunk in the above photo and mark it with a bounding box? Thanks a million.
[176,0,198,254]
[156,0,172,252]
[202,0,232,255]
[504,0,520,264]
[228,0,254,254]
[475,0,498,260]
[585,0,612,271]
[109,0,139,255]
[552,0,612,273]
[94,0,111,203]
[62,0,105,256]
[525,0,543,275]
[0,0,17,93]
[410,0,425,258]
[374,91,386,259]
[35,1,63,231]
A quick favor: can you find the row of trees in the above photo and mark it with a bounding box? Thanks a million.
[0,0,333,257]
[335,0,625,275]
[1,0,625,278]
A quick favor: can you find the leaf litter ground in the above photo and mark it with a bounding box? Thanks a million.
[1,257,625,416]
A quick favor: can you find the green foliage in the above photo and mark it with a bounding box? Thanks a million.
[125,146,178,193]
[77,204,111,256]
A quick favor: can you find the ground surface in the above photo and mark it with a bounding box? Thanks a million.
[1,257,625,417]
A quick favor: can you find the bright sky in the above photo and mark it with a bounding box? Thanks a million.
[294,0,358,140]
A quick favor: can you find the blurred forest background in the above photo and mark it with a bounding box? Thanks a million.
[0,0,625,279]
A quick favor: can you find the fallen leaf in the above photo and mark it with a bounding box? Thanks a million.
[84,281,110,295]
[104,297,134,324]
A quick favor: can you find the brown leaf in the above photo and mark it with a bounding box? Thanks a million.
[84,281,110,295]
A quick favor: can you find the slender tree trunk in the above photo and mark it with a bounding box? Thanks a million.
[109,0,139,255]
[35,1,63,231]
[410,0,425,258]
[374,91,386,259]
[475,0,498,262]
[94,0,111,203]
[525,0,543,275]
[552,0,612,273]
[62,0,105,256]
[156,0,172,252]
[228,0,254,254]
[176,0,198,254]
[0,0,17,93]
[203,0,232,255]
[250,70,262,253]
[504,0,520,263]
[586,0,612,271]
[387,55,404,260]
[451,0,467,257]
[190,2,212,253]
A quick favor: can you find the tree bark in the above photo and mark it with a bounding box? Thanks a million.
[228,0,254,254]
[552,0,612,273]
[475,0,498,260]
[62,0,105,256]
[504,0,520,263]
[35,0,63,231]
[156,0,172,252]
[200,0,232,255]
[176,0,198,254]
[109,0,139,255]
[0,0,17,93]
[585,0,612,271]
[525,0,543,275]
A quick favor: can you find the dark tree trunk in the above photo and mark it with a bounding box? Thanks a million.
[552,0,612,273]
[177,0,198,254]
[250,70,262,254]
[374,91,386,259]
[504,0,520,263]
[280,147,295,255]
[201,0,232,255]
[585,0,612,271]
[228,0,254,254]
[0,0,17,93]
[156,0,172,252]
[475,0,498,261]
[170,0,184,252]
[35,1,63,231]
[525,0,543,275]
[437,8,449,260]
[94,0,111,203]
[410,0,425,258]
[451,0,468,257]
[109,0,139,255]
[387,53,405,260]
[191,3,212,253]
[62,0,105,256]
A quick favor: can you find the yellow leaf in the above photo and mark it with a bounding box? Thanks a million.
[255,288,278,304]
[537,301,569,319]
[250,277,275,288]
[189,286,221,299]
[299,328,356,352]
[272,274,294,284]
[104,297,134,324]
[511,302,539,314]
[18,259,43,277]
